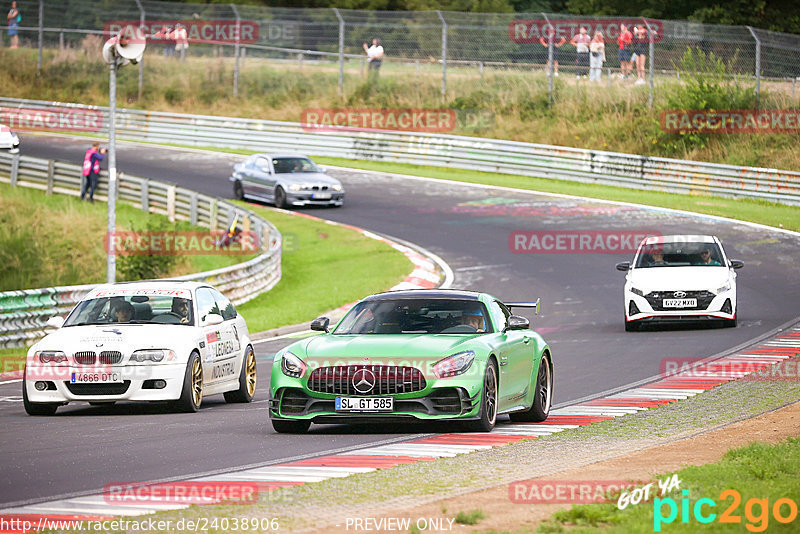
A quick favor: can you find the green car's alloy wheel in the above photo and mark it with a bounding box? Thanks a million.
[466,359,498,432]
[272,418,311,434]
[224,346,257,403]
[176,352,203,413]
[510,353,552,423]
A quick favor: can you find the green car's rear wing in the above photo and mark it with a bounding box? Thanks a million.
[505,298,541,315]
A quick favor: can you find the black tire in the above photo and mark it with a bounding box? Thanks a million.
[175,352,203,413]
[233,180,244,200]
[274,186,288,209]
[510,353,553,423]
[22,372,58,416]
[224,346,257,403]
[271,419,311,434]
[465,359,498,432]
[625,318,638,332]
[724,314,737,328]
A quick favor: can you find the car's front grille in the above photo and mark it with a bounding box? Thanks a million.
[281,389,310,414]
[429,388,463,414]
[99,351,122,365]
[310,185,329,191]
[64,381,131,396]
[74,351,96,365]
[645,290,716,311]
[308,365,426,396]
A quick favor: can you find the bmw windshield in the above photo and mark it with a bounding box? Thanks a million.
[333,299,493,335]
[64,295,195,326]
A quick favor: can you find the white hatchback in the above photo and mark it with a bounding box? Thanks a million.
[0,125,20,151]
[616,235,743,331]
[23,281,256,415]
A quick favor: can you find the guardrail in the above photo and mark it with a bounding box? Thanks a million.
[0,151,282,349]
[2,97,799,206]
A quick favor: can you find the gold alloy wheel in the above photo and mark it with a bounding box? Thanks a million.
[191,357,203,407]
[245,349,257,397]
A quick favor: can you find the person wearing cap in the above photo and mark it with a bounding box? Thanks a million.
[462,311,486,333]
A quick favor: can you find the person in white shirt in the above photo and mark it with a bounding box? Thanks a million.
[173,23,188,62]
[570,26,591,78]
[363,38,384,77]
[589,31,606,82]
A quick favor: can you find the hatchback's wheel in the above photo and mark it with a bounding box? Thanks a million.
[224,346,257,403]
[465,359,498,432]
[510,353,552,422]
[271,419,311,434]
[175,352,203,413]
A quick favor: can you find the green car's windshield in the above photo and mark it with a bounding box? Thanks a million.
[333,298,493,335]
[635,242,724,268]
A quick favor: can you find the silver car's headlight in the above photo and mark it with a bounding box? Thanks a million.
[716,282,732,294]
[131,349,176,362]
[288,184,303,192]
[331,184,343,192]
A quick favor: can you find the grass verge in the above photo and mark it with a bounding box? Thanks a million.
[539,437,800,533]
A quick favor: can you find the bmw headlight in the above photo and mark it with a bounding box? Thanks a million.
[288,184,303,192]
[281,352,307,378]
[716,282,732,294]
[331,184,343,192]
[630,287,645,297]
[131,349,176,362]
[37,350,67,363]
[432,350,475,379]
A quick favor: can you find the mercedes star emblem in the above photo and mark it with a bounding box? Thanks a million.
[352,368,376,394]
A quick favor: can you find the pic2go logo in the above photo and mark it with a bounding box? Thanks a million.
[654,489,799,532]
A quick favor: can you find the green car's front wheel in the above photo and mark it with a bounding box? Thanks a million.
[465,359,498,432]
[510,353,552,423]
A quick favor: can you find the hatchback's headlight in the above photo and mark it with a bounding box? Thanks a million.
[37,350,67,363]
[281,352,307,378]
[331,184,343,192]
[131,349,176,362]
[716,282,732,294]
[630,287,645,297]
[432,350,475,379]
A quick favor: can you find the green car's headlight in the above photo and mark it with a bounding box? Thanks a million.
[281,352,307,378]
[433,350,475,379]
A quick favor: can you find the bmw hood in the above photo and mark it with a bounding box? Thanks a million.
[280,172,341,186]
[629,267,731,292]
[293,334,480,365]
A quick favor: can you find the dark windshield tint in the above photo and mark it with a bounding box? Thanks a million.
[334,298,492,335]
[635,242,724,268]
[272,157,319,174]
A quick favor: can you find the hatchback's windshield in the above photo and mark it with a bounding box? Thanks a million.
[64,295,194,326]
[635,242,724,268]
[333,299,493,335]
[272,157,320,174]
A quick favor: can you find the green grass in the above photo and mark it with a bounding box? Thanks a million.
[0,182,250,291]
[312,156,800,232]
[538,437,800,533]
[234,204,413,333]
[455,509,487,525]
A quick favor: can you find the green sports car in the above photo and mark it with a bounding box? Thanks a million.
[268,289,553,433]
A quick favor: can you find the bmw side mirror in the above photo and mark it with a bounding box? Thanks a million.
[505,315,530,331]
[730,260,744,270]
[310,316,330,332]
[203,313,224,326]
[616,261,631,272]
[46,316,65,329]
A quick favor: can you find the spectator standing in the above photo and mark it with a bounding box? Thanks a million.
[570,26,591,78]
[80,142,98,201]
[85,147,106,203]
[7,1,20,49]
[173,22,188,62]
[632,24,651,85]
[363,38,384,78]
[589,31,605,82]
[617,24,633,78]
[539,27,566,76]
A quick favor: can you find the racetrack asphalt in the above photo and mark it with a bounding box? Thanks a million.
[1,134,798,508]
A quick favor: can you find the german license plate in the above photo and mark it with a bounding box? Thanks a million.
[312,193,332,200]
[663,298,697,308]
[335,396,393,412]
[70,371,122,383]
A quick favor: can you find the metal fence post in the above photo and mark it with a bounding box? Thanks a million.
[141,179,149,212]
[10,151,20,186]
[436,11,447,102]
[747,26,761,110]
[231,4,241,98]
[333,8,344,96]
[643,18,655,109]
[46,160,54,194]
[542,12,553,105]
[134,0,145,101]
[37,0,43,77]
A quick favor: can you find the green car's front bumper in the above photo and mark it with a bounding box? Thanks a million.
[269,372,484,423]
